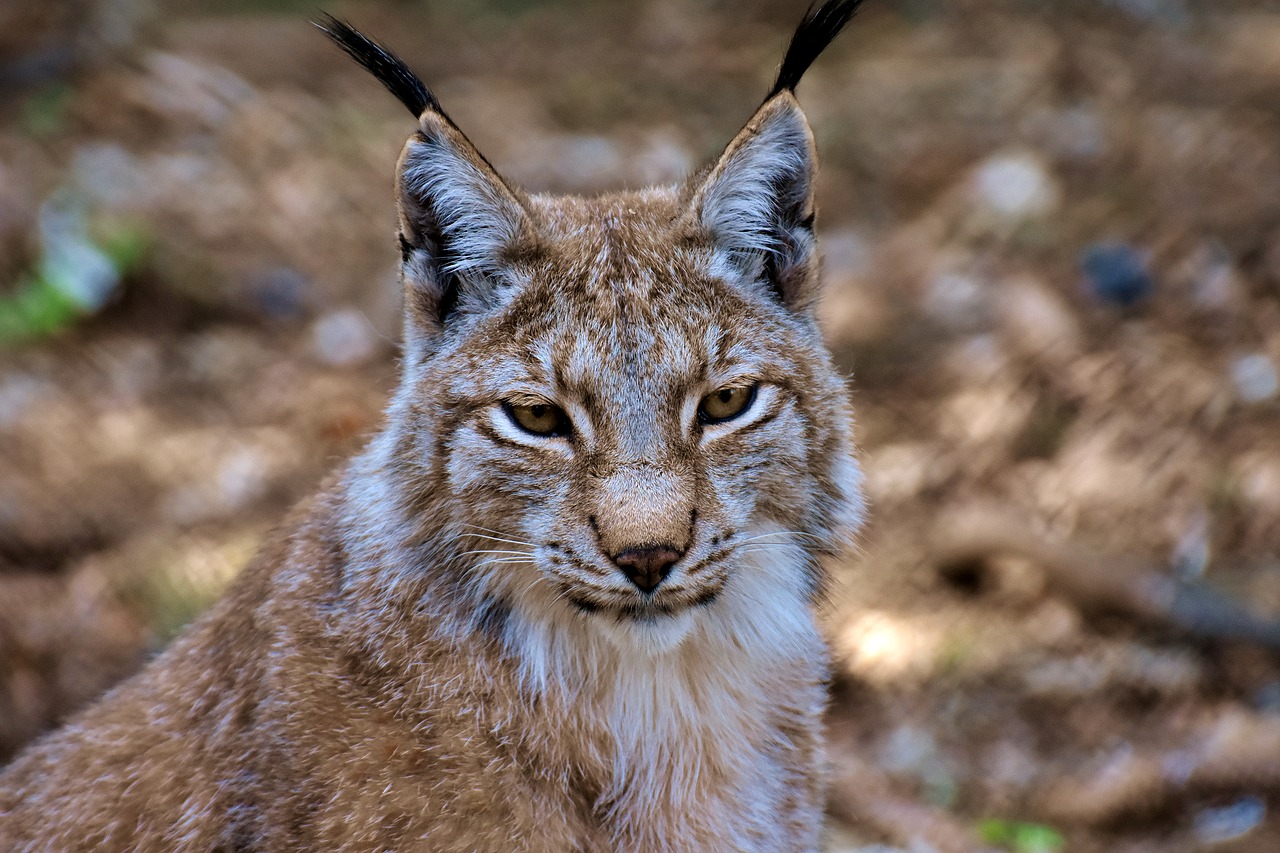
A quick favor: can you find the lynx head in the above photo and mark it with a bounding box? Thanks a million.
[323,2,865,662]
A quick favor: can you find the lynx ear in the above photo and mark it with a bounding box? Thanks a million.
[690,93,819,311]
[396,114,530,326]
[690,0,862,311]
[317,16,530,329]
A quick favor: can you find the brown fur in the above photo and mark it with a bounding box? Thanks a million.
[0,6,865,851]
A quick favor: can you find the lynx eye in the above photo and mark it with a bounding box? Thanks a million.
[503,401,571,437]
[698,383,758,425]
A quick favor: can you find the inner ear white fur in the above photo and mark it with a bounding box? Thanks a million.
[694,95,816,259]
[400,134,527,277]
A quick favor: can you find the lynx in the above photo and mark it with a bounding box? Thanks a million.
[0,2,866,850]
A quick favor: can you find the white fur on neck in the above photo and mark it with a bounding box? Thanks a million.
[502,530,821,849]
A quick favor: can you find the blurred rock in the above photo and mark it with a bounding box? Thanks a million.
[970,151,1060,224]
[1230,354,1278,403]
[160,431,295,526]
[944,335,1007,383]
[862,442,951,505]
[1233,452,1280,515]
[1193,796,1265,845]
[183,329,272,386]
[311,308,378,368]
[1081,243,1154,308]
[1022,104,1108,163]
[37,194,121,312]
[0,374,53,430]
[1169,242,1247,317]
[924,269,988,331]
[997,276,1082,365]
[246,266,311,323]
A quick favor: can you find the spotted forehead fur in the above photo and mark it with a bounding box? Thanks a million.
[439,191,823,415]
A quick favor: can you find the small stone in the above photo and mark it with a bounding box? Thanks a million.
[1193,797,1265,845]
[1234,452,1280,512]
[215,445,270,511]
[945,335,1007,383]
[248,266,310,322]
[1081,242,1154,307]
[925,271,988,330]
[998,276,1082,364]
[1231,354,1278,403]
[0,375,52,429]
[972,152,1059,221]
[311,308,377,368]
[1180,243,1246,314]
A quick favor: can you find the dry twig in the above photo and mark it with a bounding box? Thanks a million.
[931,508,1280,650]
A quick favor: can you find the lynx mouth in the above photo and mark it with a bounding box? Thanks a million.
[563,587,722,620]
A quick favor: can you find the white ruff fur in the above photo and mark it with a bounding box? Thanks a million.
[501,533,821,850]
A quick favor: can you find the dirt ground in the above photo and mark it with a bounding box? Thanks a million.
[3,0,1280,850]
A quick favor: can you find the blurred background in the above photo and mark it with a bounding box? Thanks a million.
[3,0,1280,849]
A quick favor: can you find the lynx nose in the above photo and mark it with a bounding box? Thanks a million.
[612,546,682,593]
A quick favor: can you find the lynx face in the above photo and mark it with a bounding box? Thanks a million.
[326,12,864,659]
[399,194,860,654]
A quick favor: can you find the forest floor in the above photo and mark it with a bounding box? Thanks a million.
[3,1,1280,850]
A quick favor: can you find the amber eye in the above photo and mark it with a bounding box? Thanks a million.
[503,401,571,437]
[698,383,758,425]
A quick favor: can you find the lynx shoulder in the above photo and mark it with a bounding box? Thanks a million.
[0,2,866,851]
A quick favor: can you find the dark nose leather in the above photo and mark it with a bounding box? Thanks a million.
[613,546,682,593]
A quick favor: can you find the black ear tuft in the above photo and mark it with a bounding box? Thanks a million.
[314,14,444,119]
[768,0,864,100]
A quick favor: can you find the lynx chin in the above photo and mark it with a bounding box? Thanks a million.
[0,1,867,850]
